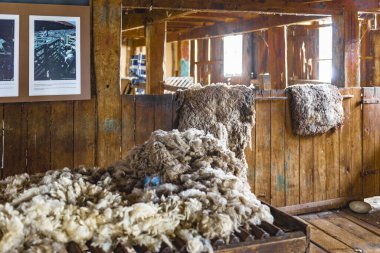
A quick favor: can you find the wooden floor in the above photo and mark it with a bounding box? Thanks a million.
[299,209,380,253]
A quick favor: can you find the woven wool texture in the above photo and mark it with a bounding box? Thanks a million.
[175,84,255,161]
[286,84,344,136]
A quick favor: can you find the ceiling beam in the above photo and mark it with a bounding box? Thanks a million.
[122,9,196,31]
[122,0,342,16]
[167,15,327,42]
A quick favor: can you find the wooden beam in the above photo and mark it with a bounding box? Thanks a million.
[145,21,167,94]
[168,15,326,42]
[268,26,287,89]
[344,9,360,87]
[93,0,122,166]
[241,33,253,85]
[332,15,345,87]
[122,9,195,31]
[122,0,342,15]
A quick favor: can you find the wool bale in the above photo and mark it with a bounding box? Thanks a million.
[175,84,255,161]
[286,84,344,136]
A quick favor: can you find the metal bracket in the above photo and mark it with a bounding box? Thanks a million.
[362,99,380,104]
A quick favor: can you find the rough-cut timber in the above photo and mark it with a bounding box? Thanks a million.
[93,0,122,167]
[286,84,344,136]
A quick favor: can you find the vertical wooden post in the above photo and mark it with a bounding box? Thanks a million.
[268,26,287,89]
[344,9,360,87]
[93,0,122,167]
[373,31,380,85]
[190,40,195,79]
[360,20,368,86]
[211,37,223,83]
[241,33,253,85]
[145,21,167,94]
[332,15,345,87]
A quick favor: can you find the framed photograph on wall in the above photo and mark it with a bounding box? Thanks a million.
[29,15,81,96]
[0,14,19,97]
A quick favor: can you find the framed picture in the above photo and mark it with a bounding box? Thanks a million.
[0,14,19,97]
[29,15,81,96]
[0,2,90,103]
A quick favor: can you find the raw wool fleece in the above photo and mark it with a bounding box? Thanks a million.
[0,129,273,253]
[175,84,255,161]
[286,84,344,136]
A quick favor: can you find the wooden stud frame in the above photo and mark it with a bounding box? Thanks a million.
[0,2,90,103]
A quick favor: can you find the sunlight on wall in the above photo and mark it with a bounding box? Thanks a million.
[224,35,243,77]
[318,25,332,82]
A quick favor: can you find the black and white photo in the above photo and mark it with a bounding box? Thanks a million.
[0,14,19,97]
[29,15,81,96]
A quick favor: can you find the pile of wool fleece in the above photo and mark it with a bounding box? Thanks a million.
[0,129,273,253]
[175,84,255,161]
[286,84,344,136]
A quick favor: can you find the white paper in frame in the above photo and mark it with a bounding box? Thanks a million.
[0,14,19,97]
[29,15,81,96]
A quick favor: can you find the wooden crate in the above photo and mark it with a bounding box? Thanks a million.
[65,203,310,253]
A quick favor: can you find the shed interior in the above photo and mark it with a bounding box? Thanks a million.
[1,0,380,252]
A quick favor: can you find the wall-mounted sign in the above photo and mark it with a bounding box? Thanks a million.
[0,14,19,97]
[0,2,90,103]
[29,15,81,96]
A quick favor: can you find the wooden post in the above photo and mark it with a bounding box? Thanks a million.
[145,21,167,94]
[360,20,368,86]
[241,33,253,85]
[211,37,223,83]
[190,40,195,79]
[268,26,287,89]
[344,9,360,87]
[373,31,380,85]
[332,15,345,87]
[93,0,122,167]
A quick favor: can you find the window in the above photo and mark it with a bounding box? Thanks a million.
[318,25,332,82]
[224,35,243,77]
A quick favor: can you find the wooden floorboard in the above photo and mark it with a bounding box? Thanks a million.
[299,209,380,253]
[310,243,328,253]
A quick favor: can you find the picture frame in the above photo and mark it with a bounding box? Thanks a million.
[0,2,90,103]
[0,14,19,97]
[29,15,81,96]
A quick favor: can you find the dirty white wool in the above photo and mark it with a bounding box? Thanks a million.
[0,129,272,253]
[175,84,255,161]
[286,84,344,136]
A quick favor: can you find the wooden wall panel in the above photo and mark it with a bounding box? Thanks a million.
[325,130,340,200]
[255,91,271,203]
[362,87,377,197]
[270,90,286,206]
[74,100,96,168]
[154,94,173,131]
[135,95,155,145]
[51,102,74,170]
[300,135,314,204]
[26,103,51,174]
[284,97,300,206]
[0,105,3,179]
[350,88,363,197]
[339,89,352,197]
[121,96,135,158]
[3,104,26,178]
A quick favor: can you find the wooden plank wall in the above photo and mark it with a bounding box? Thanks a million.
[1,88,380,206]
